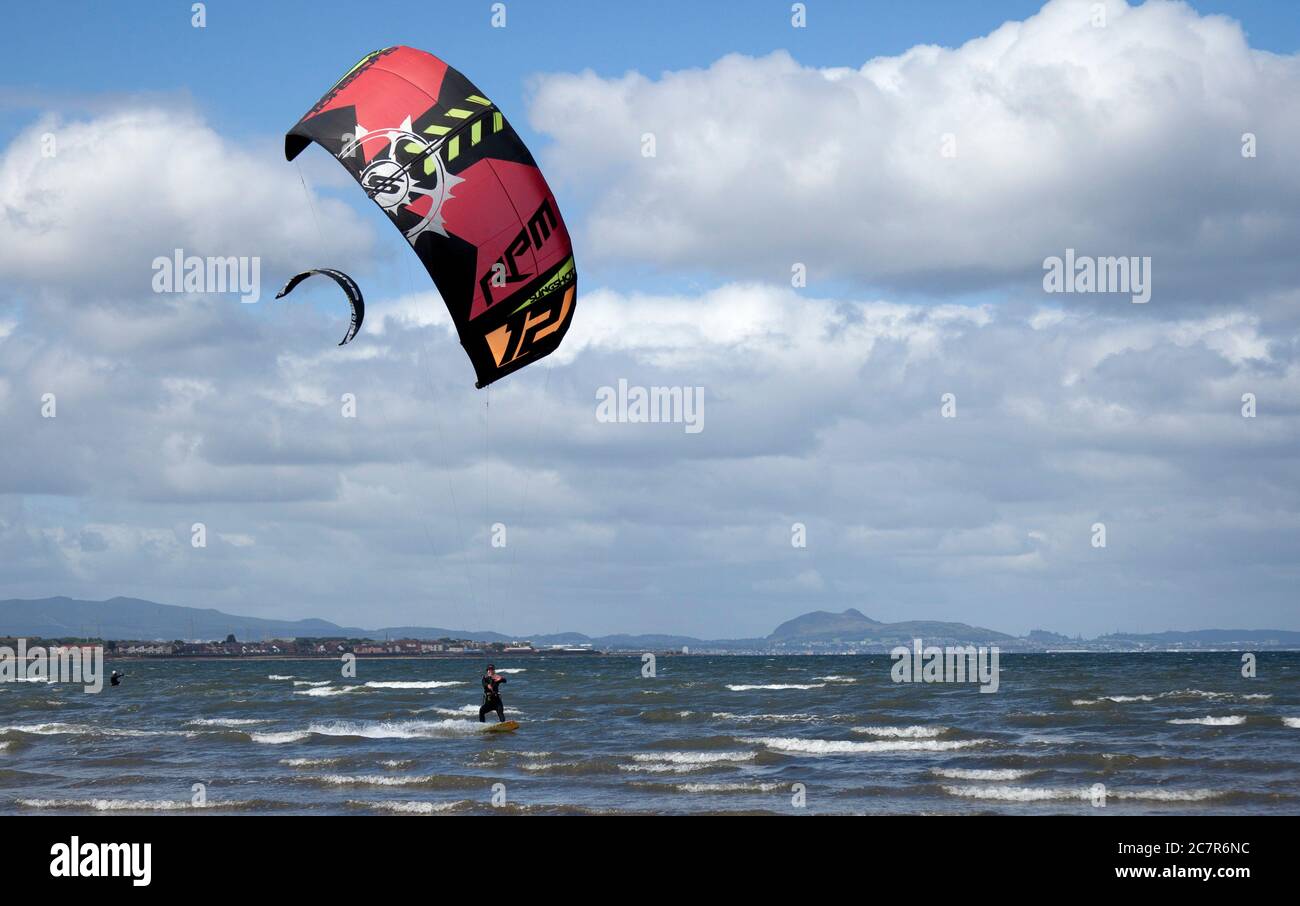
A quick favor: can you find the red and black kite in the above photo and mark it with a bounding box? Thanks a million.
[285,46,577,388]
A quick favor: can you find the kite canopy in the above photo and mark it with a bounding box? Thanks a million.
[285,46,576,388]
[276,268,364,346]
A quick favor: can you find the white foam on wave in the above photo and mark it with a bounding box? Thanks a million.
[1169,689,1236,700]
[1167,716,1246,726]
[352,799,466,814]
[280,757,340,766]
[630,751,756,765]
[18,797,248,811]
[267,675,295,681]
[522,761,584,772]
[618,762,713,774]
[308,774,440,787]
[757,737,988,755]
[1115,788,1227,802]
[420,705,484,717]
[251,730,311,744]
[363,680,465,689]
[1283,717,1300,729]
[2,722,194,738]
[305,718,493,740]
[294,685,360,697]
[727,683,826,691]
[185,718,269,728]
[673,781,784,793]
[619,752,755,774]
[815,675,858,683]
[1074,689,1269,706]
[1072,694,1155,705]
[942,785,1223,802]
[931,767,1032,781]
[853,725,946,739]
[710,711,822,723]
[495,669,526,674]
[293,680,330,687]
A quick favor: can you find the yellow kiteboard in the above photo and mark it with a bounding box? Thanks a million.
[484,720,519,733]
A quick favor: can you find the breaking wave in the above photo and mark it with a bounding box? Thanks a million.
[250,730,311,745]
[727,683,826,691]
[1073,689,1271,706]
[280,757,340,767]
[852,725,947,738]
[931,767,1033,781]
[630,751,756,765]
[293,685,360,697]
[673,781,784,793]
[757,737,988,755]
[350,799,469,814]
[18,797,253,811]
[942,785,1223,802]
[363,680,465,689]
[1,722,194,739]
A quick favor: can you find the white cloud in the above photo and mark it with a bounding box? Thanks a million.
[1,5,1298,638]
[0,107,373,296]
[2,262,1295,635]
[530,0,1300,301]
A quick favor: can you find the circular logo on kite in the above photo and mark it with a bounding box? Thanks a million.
[340,115,464,243]
[361,157,417,211]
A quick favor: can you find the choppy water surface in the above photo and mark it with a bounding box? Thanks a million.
[2,653,1297,814]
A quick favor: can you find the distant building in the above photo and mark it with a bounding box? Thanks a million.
[122,643,175,656]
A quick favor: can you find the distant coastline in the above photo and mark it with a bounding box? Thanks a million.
[3,597,1299,655]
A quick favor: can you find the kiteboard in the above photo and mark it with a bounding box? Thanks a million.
[484,720,519,734]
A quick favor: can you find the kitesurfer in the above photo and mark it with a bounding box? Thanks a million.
[479,664,507,723]
[109,671,123,687]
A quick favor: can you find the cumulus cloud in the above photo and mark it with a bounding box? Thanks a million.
[0,106,373,296]
[529,0,1300,303]
[2,263,1296,634]
[1,5,1298,638]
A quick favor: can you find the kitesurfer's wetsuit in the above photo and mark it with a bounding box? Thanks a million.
[479,673,507,722]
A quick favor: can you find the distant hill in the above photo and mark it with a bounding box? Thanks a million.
[768,608,1013,645]
[769,607,881,640]
[0,596,750,649]
[1,596,1296,651]
[0,597,502,644]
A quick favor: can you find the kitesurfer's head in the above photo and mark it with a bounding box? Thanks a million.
[486,664,495,673]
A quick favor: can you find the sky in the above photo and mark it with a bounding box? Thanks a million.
[0,0,1298,639]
